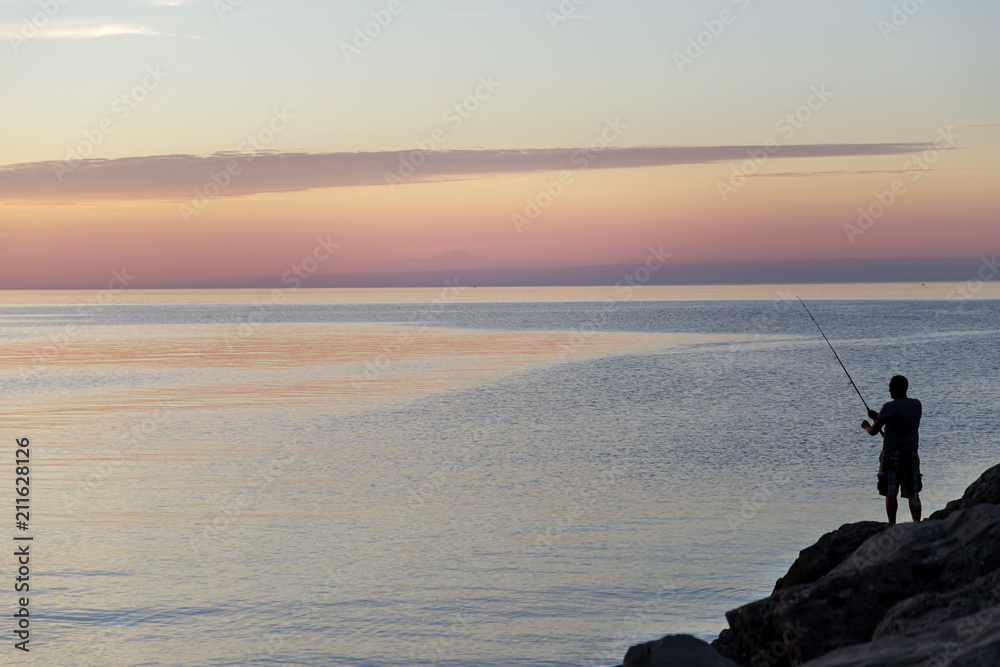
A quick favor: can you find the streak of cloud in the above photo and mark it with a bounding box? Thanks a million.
[0,23,165,38]
[43,24,161,38]
[0,143,941,204]
[744,168,976,180]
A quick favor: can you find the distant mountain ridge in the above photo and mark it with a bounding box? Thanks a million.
[375,249,575,273]
[19,255,996,289]
[187,256,997,289]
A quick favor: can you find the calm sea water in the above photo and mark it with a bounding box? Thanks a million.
[1,285,998,666]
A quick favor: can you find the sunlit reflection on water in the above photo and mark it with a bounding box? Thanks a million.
[0,291,997,665]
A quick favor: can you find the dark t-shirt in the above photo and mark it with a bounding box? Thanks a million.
[878,397,922,452]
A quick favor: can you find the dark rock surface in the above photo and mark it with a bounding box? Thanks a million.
[772,520,889,593]
[621,634,739,667]
[621,464,1000,667]
[929,462,1000,520]
[711,628,747,665]
[724,504,1000,666]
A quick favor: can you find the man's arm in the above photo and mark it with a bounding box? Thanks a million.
[862,418,884,436]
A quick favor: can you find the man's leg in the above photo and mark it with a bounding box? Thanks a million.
[884,456,898,524]
[902,452,922,522]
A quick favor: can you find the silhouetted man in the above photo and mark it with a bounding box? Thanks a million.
[862,375,922,524]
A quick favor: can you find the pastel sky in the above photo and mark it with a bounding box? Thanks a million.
[1,0,998,288]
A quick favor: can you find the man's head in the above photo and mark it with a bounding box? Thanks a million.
[890,375,909,398]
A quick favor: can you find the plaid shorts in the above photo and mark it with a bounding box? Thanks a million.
[877,449,922,498]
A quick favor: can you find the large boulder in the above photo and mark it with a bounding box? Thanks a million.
[711,628,748,665]
[873,568,1000,640]
[929,463,1000,520]
[801,618,1000,666]
[622,634,739,666]
[773,521,889,593]
[712,521,887,664]
[801,568,1000,665]
[622,463,1000,667]
[722,504,1000,666]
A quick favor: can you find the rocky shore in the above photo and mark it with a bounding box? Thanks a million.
[619,463,1000,667]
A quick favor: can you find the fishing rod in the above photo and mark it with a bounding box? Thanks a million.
[797,297,883,438]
